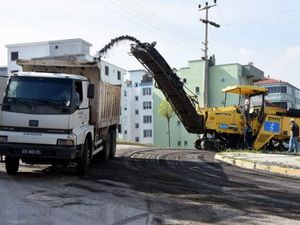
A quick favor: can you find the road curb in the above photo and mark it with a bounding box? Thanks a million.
[215,153,300,178]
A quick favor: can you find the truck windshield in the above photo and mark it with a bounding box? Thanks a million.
[3,76,73,114]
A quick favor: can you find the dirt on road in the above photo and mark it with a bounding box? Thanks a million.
[0,144,299,225]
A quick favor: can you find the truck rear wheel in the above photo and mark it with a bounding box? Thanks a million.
[76,139,89,176]
[5,156,19,175]
[109,129,116,159]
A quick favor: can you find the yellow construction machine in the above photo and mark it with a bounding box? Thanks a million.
[98,36,300,150]
[194,85,300,150]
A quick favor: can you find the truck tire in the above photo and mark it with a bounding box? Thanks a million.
[5,156,19,175]
[100,134,110,163]
[76,139,89,176]
[109,129,117,159]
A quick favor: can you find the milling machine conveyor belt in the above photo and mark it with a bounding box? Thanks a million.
[131,43,204,134]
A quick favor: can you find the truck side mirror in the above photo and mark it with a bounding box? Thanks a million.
[87,84,95,99]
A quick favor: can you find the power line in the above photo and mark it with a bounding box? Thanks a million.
[124,0,202,42]
[105,0,201,52]
[108,0,201,44]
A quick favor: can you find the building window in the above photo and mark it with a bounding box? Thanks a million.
[135,96,139,101]
[195,87,200,93]
[184,141,188,146]
[143,101,152,109]
[55,45,59,49]
[177,121,181,126]
[118,124,122,133]
[117,71,121,80]
[124,90,127,96]
[267,86,287,94]
[143,129,152,137]
[142,88,151,96]
[135,109,139,115]
[124,107,127,111]
[143,115,152,123]
[135,123,139,128]
[177,141,181,146]
[183,78,187,83]
[11,70,18,74]
[135,137,139,142]
[135,82,138,87]
[11,52,19,61]
[105,66,109,76]
[221,78,225,82]
[124,130,127,135]
[127,81,132,87]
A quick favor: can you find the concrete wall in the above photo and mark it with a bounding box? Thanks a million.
[49,40,90,57]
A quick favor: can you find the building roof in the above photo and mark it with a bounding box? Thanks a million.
[254,77,284,85]
[5,38,92,48]
[222,85,267,95]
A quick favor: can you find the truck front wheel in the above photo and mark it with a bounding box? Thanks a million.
[76,139,89,176]
[5,156,20,175]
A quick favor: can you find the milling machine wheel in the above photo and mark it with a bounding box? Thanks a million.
[194,139,202,150]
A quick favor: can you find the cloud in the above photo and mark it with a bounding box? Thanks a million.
[238,47,253,58]
[263,46,300,88]
[285,46,300,61]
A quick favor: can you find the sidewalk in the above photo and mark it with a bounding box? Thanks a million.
[215,152,300,178]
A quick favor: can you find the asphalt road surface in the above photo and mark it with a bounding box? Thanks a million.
[0,144,299,225]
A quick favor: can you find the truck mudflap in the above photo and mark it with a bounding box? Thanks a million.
[0,143,79,161]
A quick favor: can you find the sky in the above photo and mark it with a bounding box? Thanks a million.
[0,0,300,87]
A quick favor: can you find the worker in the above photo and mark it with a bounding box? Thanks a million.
[244,122,253,149]
[287,118,299,153]
[243,97,250,122]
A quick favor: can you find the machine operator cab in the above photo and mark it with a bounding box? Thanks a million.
[222,85,268,123]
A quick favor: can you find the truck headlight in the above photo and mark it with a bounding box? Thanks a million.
[0,136,8,142]
[57,139,74,146]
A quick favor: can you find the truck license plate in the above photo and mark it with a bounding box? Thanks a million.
[22,149,41,155]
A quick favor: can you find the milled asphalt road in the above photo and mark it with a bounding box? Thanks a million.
[0,144,300,225]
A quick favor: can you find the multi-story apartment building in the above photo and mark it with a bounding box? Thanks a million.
[121,70,153,144]
[5,38,126,85]
[5,38,92,74]
[255,77,300,109]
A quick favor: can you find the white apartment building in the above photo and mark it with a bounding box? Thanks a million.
[121,70,153,144]
[6,38,92,74]
[255,77,300,109]
[5,38,126,85]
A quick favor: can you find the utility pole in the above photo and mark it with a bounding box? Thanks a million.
[199,0,220,107]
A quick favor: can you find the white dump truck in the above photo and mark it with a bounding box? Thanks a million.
[0,59,121,175]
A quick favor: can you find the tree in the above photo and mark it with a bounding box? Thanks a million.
[158,100,175,147]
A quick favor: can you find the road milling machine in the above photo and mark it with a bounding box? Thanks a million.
[99,36,300,150]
